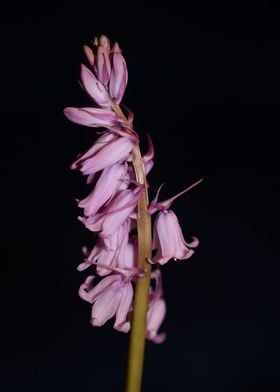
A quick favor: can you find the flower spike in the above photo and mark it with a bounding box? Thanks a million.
[65,34,202,378]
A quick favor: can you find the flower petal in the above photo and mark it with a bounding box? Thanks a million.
[114,281,133,333]
[80,64,111,108]
[109,43,128,103]
[85,274,121,303]
[79,136,135,175]
[71,132,115,170]
[91,276,122,326]
[64,107,117,128]
[78,162,127,216]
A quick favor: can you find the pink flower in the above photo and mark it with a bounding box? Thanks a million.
[63,107,118,128]
[71,132,135,175]
[78,220,131,275]
[146,270,166,344]
[81,36,128,104]
[151,210,199,265]
[96,37,111,85]
[79,186,144,237]
[78,162,128,217]
[80,64,111,108]
[109,43,128,104]
[79,274,133,333]
[148,180,202,265]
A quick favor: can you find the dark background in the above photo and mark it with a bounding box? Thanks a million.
[1,2,280,391]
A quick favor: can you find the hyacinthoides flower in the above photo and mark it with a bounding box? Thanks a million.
[64,35,202,392]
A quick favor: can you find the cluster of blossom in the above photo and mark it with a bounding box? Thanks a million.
[64,35,199,343]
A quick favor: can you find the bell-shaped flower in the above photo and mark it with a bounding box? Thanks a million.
[109,43,128,103]
[117,235,138,270]
[148,180,201,265]
[146,270,166,344]
[78,219,131,275]
[79,274,133,333]
[64,107,118,128]
[80,64,111,108]
[71,132,135,175]
[79,186,144,237]
[78,162,128,216]
[151,210,199,265]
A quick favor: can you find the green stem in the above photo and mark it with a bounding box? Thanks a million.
[111,102,152,392]
[125,147,152,392]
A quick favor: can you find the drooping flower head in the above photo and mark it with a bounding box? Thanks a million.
[148,179,202,265]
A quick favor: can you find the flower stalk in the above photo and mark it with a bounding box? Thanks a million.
[112,102,152,392]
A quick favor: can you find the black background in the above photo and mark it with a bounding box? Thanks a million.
[1,2,280,391]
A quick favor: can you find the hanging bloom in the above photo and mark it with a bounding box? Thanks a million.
[151,210,199,265]
[71,132,135,175]
[79,186,144,237]
[63,107,118,128]
[96,36,111,85]
[78,219,131,275]
[148,180,202,264]
[146,270,166,344]
[79,274,133,333]
[80,64,111,108]
[109,42,128,103]
[78,162,128,217]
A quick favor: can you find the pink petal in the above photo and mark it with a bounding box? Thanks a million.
[64,107,117,128]
[117,236,138,270]
[83,45,95,66]
[109,43,128,103]
[99,187,143,237]
[151,210,196,265]
[78,275,95,302]
[80,64,111,108]
[86,274,121,303]
[146,298,166,342]
[114,281,133,333]
[71,132,115,170]
[142,133,154,163]
[91,276,122,326]
[96,46,111,85]
[79,136,135,175]
[80,187,142,235]
[78,162,127,216]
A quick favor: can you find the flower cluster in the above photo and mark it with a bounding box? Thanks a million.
[64,35,199,343]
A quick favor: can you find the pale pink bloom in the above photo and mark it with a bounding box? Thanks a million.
[96,41,111,85]
[79,186,144,237]
[79,274,133,332]
[63,107,117,128]
[80,64,111,108]
[151,210,199,265]
[71,132,115,170]
[109,43,128,103]
[147,299,166,343]
[146,270,166,344]
[78,162,128,216]
[117,235,138,270]
[81,36,128,104]
[78,220,131,275]
[71,133,135,175]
